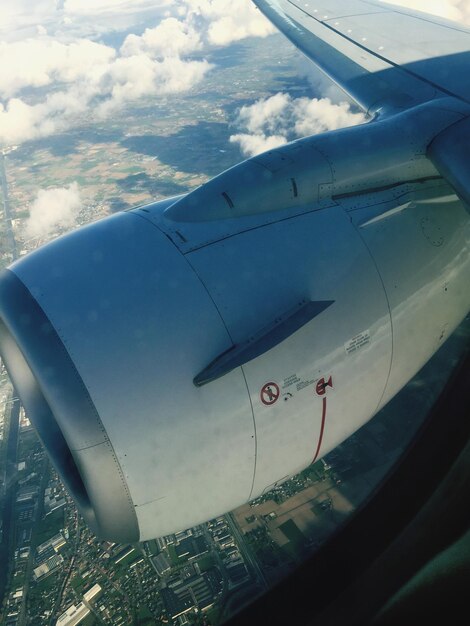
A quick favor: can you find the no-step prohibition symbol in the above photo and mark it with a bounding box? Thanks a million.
[261,382,280,406]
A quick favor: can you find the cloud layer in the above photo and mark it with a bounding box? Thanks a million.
[25,182,82,239]
[1,0,470,148]
[0,38,116,99]
[120,17,202,58]
[0,1,171,40]
[230,93,367,157]
[0,0,277,147]
[182,0,275,45]
[0,25,213,145]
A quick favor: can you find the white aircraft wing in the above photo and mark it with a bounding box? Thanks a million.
[253,0,470,113]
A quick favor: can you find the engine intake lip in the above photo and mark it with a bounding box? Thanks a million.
[0,269,139,543]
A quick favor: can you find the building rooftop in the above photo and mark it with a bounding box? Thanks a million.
[83,583,102,603]
[152,553,171,576]
[55,602,90,626]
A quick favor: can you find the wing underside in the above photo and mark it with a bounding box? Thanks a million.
[253,0,470,113]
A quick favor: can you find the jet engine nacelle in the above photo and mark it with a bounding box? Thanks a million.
[0,112,469,542]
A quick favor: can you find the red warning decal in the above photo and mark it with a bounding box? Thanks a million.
[312,397,327,464]
[316,375,333,396]
[260,382,280,406]
[312,375,333,463]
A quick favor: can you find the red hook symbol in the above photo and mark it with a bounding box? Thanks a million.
[316,376,333,396]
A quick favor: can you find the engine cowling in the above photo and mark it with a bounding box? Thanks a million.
[0,198,394,542]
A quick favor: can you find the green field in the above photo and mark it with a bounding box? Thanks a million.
[278,520,306,548]
[34,509,64,547]
[167,544,189,567]
[196,554,215,572]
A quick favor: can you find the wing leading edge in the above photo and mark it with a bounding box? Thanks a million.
[253,0,470,114]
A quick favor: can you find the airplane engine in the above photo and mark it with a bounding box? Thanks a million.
[0,203,384,543]
[1,117,469,542]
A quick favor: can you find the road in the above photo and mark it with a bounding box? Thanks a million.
[18,456,50,626]
[49,514,81,626]
[0,394,20,613]
[0,152,18,261]
[226,513,267,591]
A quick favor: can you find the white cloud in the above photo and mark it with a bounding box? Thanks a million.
[182,0,276,45]
[0,19,212,146]
[230,93,366,157]
[0,53,212,145]
[230,133,288,156]
[0,0,172,43]
[0,1,58,35]
[235,92,291,134]
[96,55,212,117]
[121,17,202,57]
[119,1,275,56]
[0,99,53,145]
[25,182,82,240]
[0,38,116,99]
[293,99,367,136]
[63,0,169,15]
